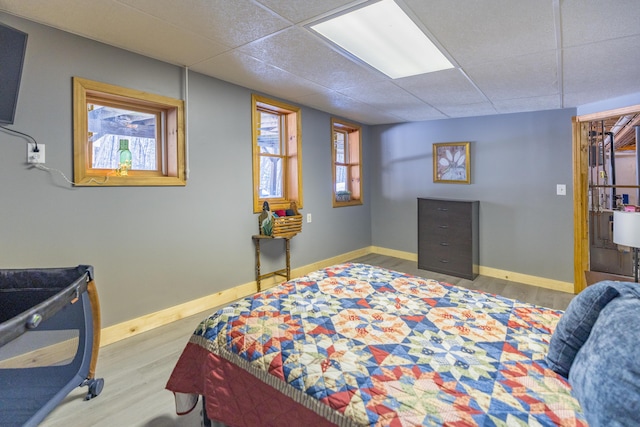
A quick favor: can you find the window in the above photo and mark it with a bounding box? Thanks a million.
[252,94,302,213]
[332,118,362,206]
[73,77,185,186]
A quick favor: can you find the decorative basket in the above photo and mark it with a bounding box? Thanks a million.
[258,202,302,237]
[271,215,302,237]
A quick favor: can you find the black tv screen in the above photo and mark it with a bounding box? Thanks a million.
[0,22,28,125]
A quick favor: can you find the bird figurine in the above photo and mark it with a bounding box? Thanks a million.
[259,201,273,236]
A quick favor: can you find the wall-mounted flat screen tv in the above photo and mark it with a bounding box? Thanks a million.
[0,22,28,125]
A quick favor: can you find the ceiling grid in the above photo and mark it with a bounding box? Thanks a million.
[0,0,638,125]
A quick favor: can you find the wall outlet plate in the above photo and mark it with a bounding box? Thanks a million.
[556,184,566,196]
[27,143,45,164]
[307,213,312,223]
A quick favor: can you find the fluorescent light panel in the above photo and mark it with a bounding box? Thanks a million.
[311,0,453,79]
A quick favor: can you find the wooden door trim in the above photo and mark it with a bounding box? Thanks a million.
[572,104,640,293]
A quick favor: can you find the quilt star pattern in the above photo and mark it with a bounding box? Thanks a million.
[169,263,585,426]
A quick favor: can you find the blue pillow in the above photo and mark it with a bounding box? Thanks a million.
[546,281,620,377]
[568,296,640,426]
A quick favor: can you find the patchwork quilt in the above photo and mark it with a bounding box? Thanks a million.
[166,263,585,426]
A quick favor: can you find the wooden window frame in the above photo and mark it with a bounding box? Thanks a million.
[332,118,362,207]
[73,77,185,186]
[252,94,303,213]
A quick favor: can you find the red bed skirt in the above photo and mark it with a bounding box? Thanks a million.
[167,342,345,426]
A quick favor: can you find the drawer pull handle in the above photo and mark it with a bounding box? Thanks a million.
[440,242,449,246]
[439,259,449,264]
[437,207,449,212]
[438,225,449,229]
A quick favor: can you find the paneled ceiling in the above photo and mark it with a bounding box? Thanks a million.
[1,0,639,126]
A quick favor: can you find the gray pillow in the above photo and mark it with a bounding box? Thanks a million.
[546,281,620,377]
[568,296,640,426]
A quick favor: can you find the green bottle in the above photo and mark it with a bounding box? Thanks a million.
[118,139,132,175]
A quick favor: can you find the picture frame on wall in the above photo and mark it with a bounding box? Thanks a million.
[433,141,471,184]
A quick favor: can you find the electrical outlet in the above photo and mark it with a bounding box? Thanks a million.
[307,213,312,223]
[27,143,45,164]
[556,184,566,196]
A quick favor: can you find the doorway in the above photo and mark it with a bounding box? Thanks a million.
[573,105,640,292]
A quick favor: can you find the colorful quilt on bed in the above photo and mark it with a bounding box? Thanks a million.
[167,263,586,426]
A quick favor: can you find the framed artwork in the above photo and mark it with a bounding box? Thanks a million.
[433,142,471,184]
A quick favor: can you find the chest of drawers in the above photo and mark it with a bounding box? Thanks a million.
[418,198,479,280]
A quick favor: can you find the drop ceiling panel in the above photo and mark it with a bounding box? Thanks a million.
[438,102,498,118]
[338,81,426,110]
[0,0,228,66]
[255,0,357,24]
[494,95,562,114]
[294,92,402,125]
[238,26,385,91]
[0,0,78,20]
[84,7,228,67]
[405,0,557,66]
[192,50,327,100]
[395,68,487,106]
[384,105,448,122]
[337,81,446,121]
[563,35,640,106]
[118,0,291,48]
[465,51,559,100]
[560,0,640,47]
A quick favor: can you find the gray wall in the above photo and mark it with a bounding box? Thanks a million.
[3,12,638,328]
[370,109,577,282]
[577,91,640,116]
[0,14,371,327]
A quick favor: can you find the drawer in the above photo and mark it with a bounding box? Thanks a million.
[419,240,472,264]
[418,255,473,278]
[419,238,470,254]
[419,220,471,239]
[420,208,472,231]
[419,199,471,217]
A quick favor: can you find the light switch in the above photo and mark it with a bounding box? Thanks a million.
[557,184,566,196]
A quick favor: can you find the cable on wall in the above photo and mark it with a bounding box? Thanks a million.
[1,124,108,185]
[0,124,38,151]
[32,163,108,185]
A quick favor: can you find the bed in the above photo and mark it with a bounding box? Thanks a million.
[166,262,586,426]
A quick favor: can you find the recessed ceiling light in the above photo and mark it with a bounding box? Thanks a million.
[310,0,454,79]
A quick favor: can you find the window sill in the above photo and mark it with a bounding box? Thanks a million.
[333,199,362,208]
[74,175,186,187]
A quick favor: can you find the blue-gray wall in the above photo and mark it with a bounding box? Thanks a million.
[3,13,639,327]
[0,14,370,327]
[577,92,640,116]
[370,109,576,282]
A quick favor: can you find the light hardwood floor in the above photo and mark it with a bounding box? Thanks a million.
[39,255,575,427]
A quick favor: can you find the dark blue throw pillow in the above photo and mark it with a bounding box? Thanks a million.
[568,296,640,426]
[546,281,620,377]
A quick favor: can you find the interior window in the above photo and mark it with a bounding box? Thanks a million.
[252,94,302,213]
[332,118,362,207]
[73,77,185,186]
